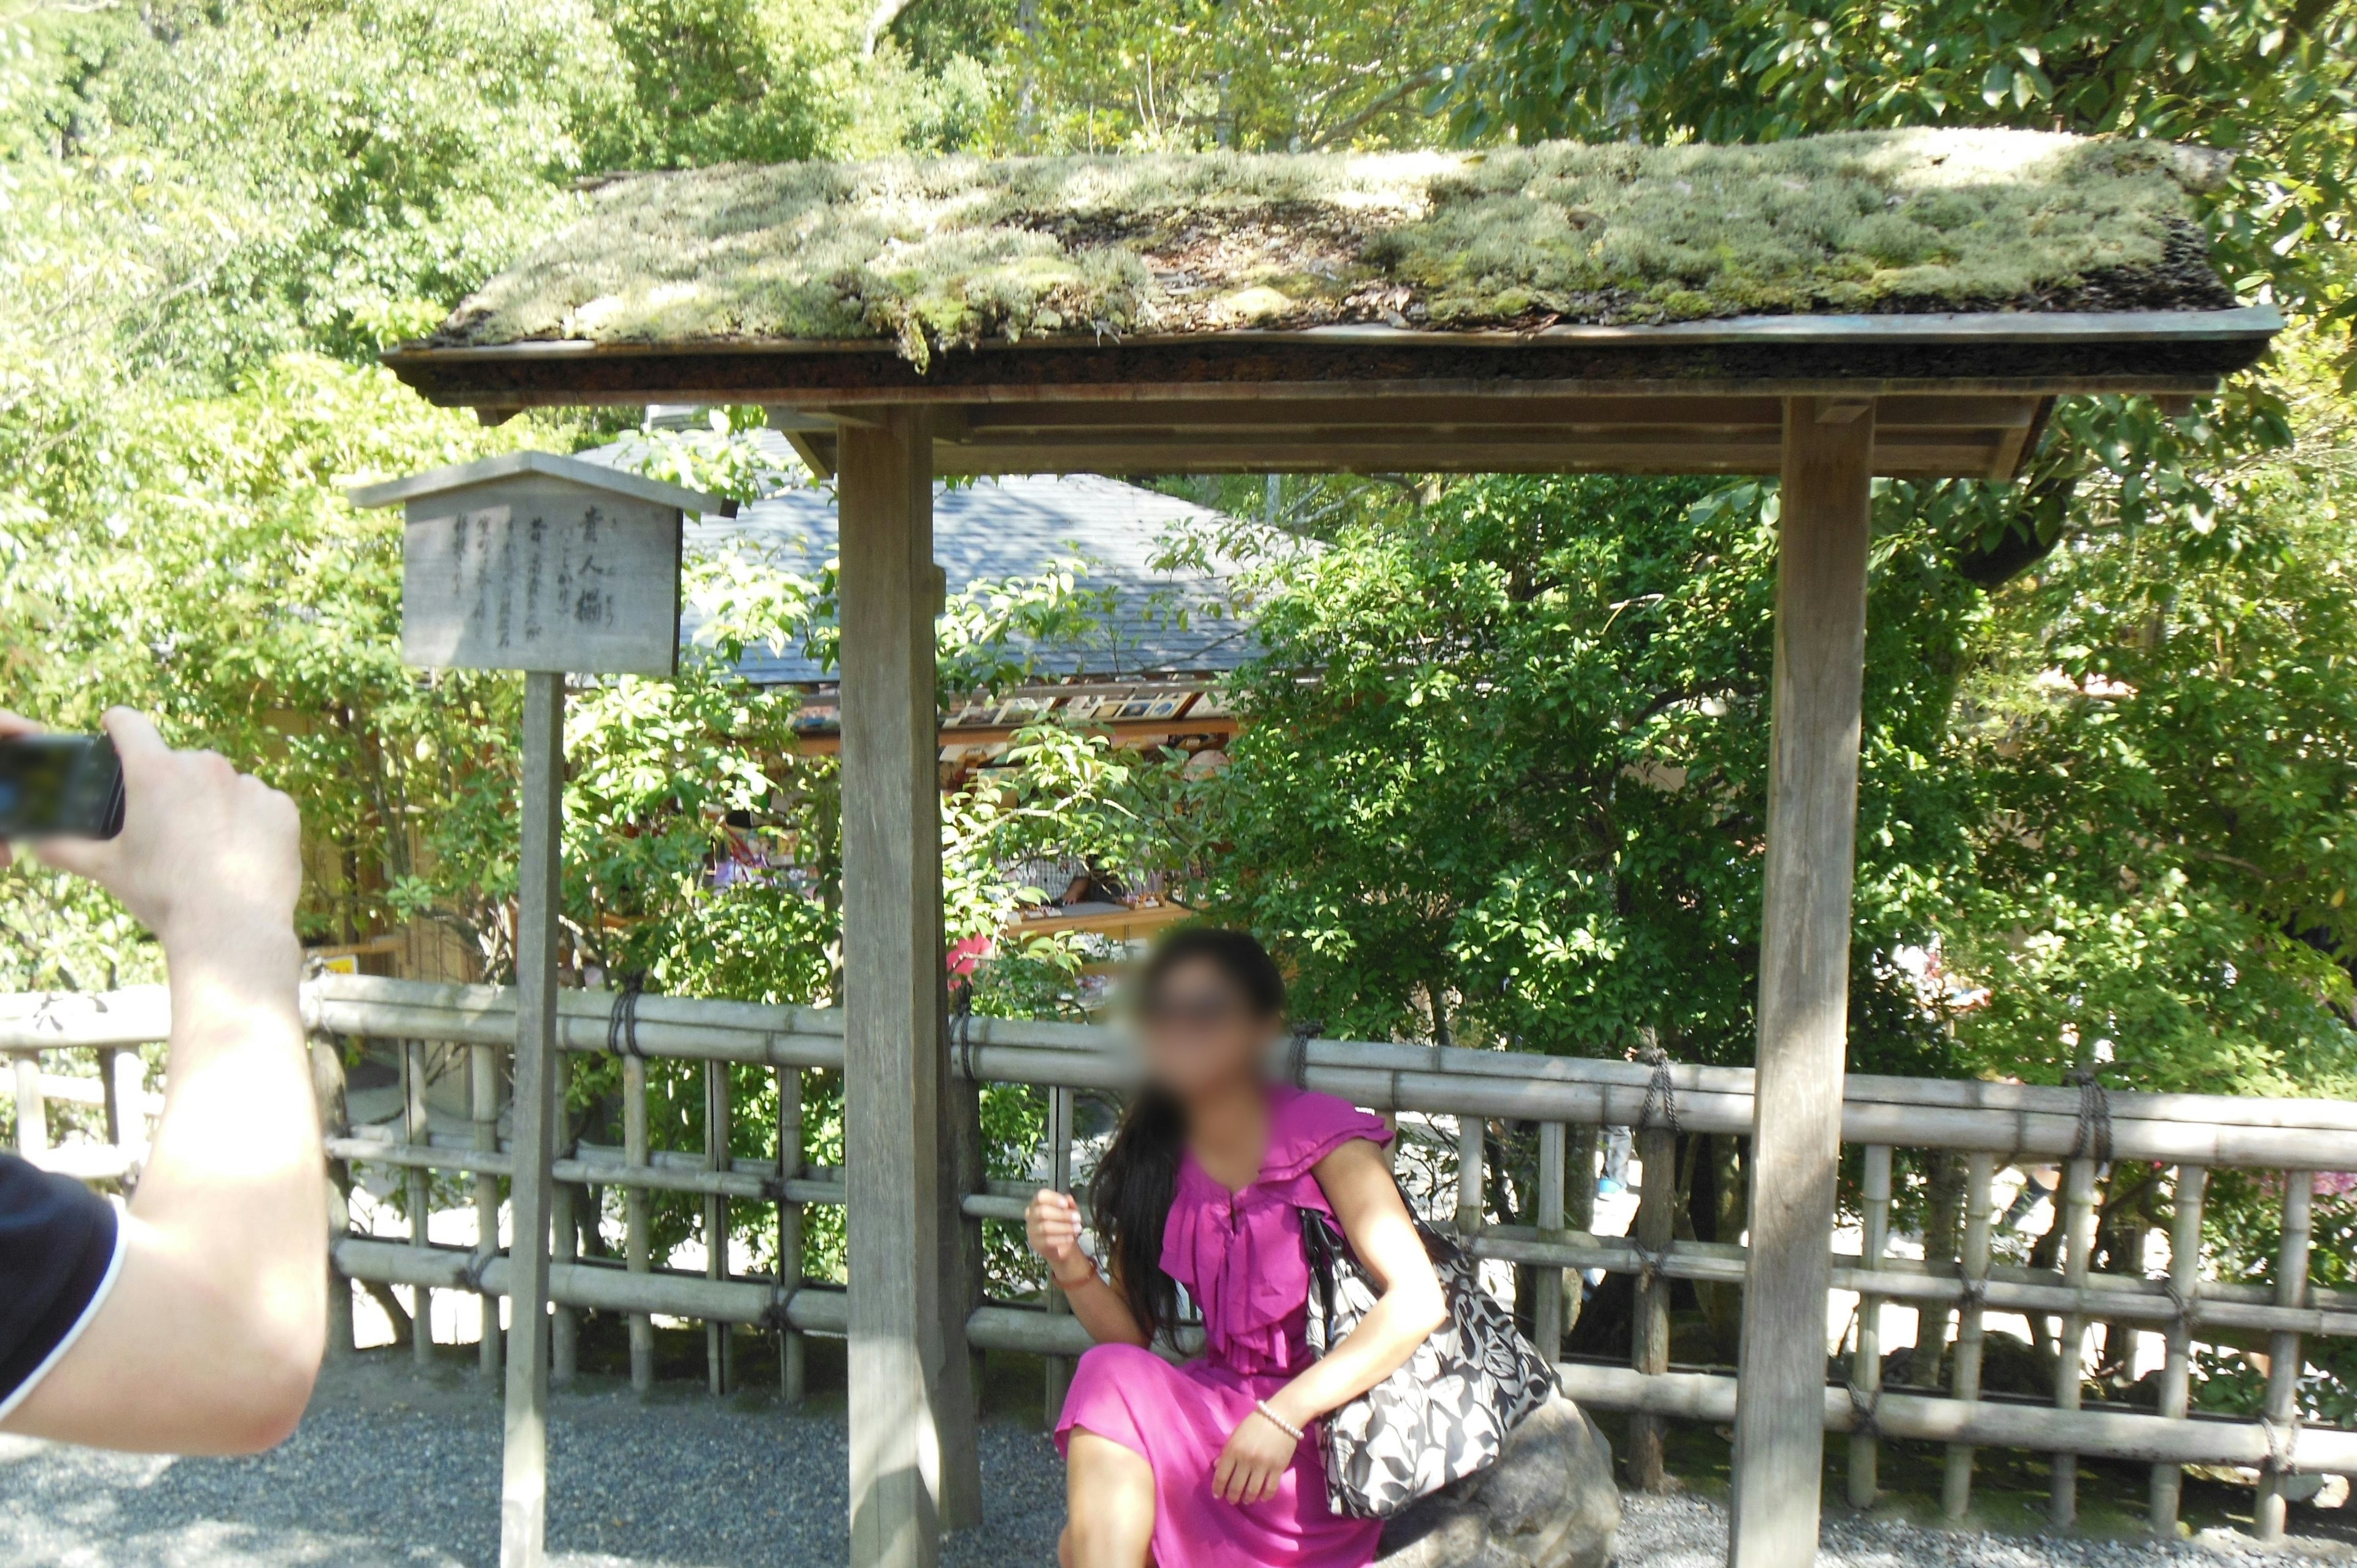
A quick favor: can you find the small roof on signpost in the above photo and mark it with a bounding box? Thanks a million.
[346,449,735,517]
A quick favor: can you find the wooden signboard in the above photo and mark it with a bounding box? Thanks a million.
[349,449,728,1568]
[352,452,728,678]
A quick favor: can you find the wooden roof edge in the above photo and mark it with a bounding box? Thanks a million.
[390,304,2282,368]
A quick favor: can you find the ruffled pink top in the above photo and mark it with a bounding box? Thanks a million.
[1158,1085,1395,1377]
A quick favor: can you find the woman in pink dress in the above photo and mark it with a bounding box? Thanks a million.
[1024,929,1448,1568]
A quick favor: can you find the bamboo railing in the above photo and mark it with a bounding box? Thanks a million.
[7,973,2356,1538]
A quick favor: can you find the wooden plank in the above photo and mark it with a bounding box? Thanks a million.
[958,392,2034,435]
[2150,1164,2207,1535]
[1943,1153,1997,1520]
[840,409,952,1568]
[2254,1175,2315,1543]
[473,1040,503,1378]
[934,433,2002,480]
[1042,1084,1075,1426]
[706,1059,732,1397]
[1629,1120,1676,1491]
[407,1038,435,1368]
[1535,1122,1566,1366]
[1728,395,1875,1568]
[498,670,565,1568]
[778,1065,808,1404]
[1848,1145,1892,1508]
[2051,1156,2098,1526]
[624,1049,654,1394]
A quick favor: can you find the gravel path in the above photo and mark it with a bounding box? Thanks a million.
[0,1360,2347,1567]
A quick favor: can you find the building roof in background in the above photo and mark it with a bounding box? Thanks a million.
[574,432,1271,685]
[429,131,2236,363]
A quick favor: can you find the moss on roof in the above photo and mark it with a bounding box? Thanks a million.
[435,129,2237,368]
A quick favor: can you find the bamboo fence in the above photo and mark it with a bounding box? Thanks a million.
[7,971,2356,1539]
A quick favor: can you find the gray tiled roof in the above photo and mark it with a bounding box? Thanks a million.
[572,430,1276,686]
[690,470,1267,687]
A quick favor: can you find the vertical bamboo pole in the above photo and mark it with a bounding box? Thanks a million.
[624,1049,654,1394]
[551,1048,578,1389]
[1456,1114,1485,1234]
[841,409,964,1568]
[98,1045,123,1151]
[1535,1121,1566,1367]
[1566,1124,1596,1330]
[109,1044,149,1167]
[1847,1144,1892,1510]
[406,1037,435,1365]
[705,1059,732,1397]
[1730,396,1875,1568]
[1042,1083,1075,1426]
[1942,1151,1995,1521]
[473,1040,503,1378]
[777,1065,807,1404]
[2149,1163,2207,1536]
[2254,1173,2314,1544]
[10,1051,44,1155]
[498,669,565,1568]
[2050,1156,2098,1527]
[1629,1119,1677,1491]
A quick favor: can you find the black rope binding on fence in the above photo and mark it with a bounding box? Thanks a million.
[1287,1019,1322,1090]
[1846,1380,1882,1441]
[2261,1413,2302,1476]
[457,1246,497,1295]
[1637,1039,1679,1138]
[2064,1064,2113,1165]
[953,980,978,1083]
[761,1289,796,1337]
[607,971,648,1059]
[1957,1271,1987,1318]
[2164,1280,2196,1337]
[1631,1241,1669,1297]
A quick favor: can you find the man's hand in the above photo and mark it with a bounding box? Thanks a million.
[21,709,299,955]
[0,705,322,1455]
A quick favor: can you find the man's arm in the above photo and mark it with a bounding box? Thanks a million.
[1,708,324,1454]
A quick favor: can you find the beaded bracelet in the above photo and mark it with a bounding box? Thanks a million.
[1253,1400,1306,1444]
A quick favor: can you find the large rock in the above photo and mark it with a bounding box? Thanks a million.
[1374,1394,1621,1568]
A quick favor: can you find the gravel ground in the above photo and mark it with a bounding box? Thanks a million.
[0,1358,2347,1567]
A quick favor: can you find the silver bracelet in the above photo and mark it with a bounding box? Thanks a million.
[1253,1400,1305,1443]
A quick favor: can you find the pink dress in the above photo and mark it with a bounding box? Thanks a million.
[1055,1086,1393,1568]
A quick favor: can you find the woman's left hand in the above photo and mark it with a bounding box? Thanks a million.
[1212,1406,1301,1506]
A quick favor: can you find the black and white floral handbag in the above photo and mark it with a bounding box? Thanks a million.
[1298,1203,1555,1518]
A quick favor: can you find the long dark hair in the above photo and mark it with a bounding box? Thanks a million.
[1091,927,1287,1346]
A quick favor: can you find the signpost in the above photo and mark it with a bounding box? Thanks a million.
[350,451,730,1568]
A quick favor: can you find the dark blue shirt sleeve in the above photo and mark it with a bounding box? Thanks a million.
[0,1151,120,1415]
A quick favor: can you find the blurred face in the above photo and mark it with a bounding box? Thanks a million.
[1136,956,1277,1101]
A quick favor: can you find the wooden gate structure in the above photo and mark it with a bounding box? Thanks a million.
[371,131,2281,1568]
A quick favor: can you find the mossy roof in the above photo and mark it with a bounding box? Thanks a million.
[435,129,2237,368]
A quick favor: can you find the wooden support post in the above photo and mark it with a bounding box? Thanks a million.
[624,1049,654,1394]
[1456,1114,1485,1235]
[705,1059,732,1397]
[109,1045,148,1167]
[841,409,976,1568]
[1043,1083,1075,1426]
[314,1033,354,1364]
[498,670,565,1568]
[406,1037,435,1365]
[777,1065,807,1405]
[1729,395,1874,1568]
[1629,1119,1676,1491]
[11,1050,44,1155]
[2149,1163,2207,1536]
[551,1048,578,1389]
[2254,1172,2314,1544]
[1941,1151,1995,1521]
[474,1040,503,1378]
[1847,1144,1892,1510]
[2051,1155,2097,1527]
[1565,1124,1596,1332]
[1536,1121,1567,1365]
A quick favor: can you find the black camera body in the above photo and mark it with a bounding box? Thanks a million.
[0,735,126,840]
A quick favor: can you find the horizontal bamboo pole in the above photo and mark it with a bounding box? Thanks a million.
[333,1238,846,1333]
[328,1124,2357,1340]
[25,974,2357,1161]
[1547,1363,2357,1475]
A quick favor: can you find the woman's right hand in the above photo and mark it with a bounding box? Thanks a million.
[1026,1188,1090,1285]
